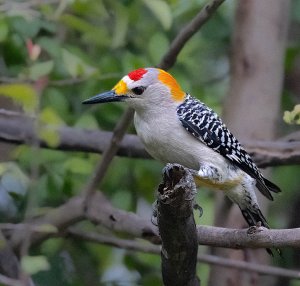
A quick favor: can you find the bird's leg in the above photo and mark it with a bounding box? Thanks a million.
[198,164,224,183]
[189,164,244,190]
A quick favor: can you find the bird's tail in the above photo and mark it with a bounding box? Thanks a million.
[263,177,281,194]
[256,177,281,201]
[240,206,269,229]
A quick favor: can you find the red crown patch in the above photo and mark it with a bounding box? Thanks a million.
[128,68,147,81]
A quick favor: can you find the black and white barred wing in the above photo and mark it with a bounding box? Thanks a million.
[176,95,281,200]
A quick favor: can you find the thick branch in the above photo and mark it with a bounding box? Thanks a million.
[197,225,300,249]
[4,190,300,252]
[67,229,300,280]
[8,192,158,250]
[0,110,149,159]
[1,110,300,167]
[0,231,20,279]
[157,164,199,286]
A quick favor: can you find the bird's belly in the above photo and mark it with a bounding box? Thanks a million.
[144,136,200,169]
[134,113,228,171]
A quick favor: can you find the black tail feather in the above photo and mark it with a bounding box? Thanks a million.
[263,178,281,193]
[256,177,281,201]
[241,207,269,229]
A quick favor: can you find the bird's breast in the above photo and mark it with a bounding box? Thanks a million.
[134,111,228,171]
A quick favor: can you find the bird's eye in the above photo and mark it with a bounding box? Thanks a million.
[132,86,145,95]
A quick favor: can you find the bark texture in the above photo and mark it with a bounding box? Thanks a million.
[157,164,200,286]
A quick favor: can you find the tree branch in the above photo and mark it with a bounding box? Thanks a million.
[197,225,300,249]
[158,0,226,70]
[8,192,159,250]
[0,110,300,167]
[157,164,199,286]
[4,191,300,252]
[81,108,135,199]
[0,274,22,286]
[67,228,300,280]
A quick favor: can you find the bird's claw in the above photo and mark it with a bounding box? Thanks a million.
[193,203,203,217]
[247,221,264,235]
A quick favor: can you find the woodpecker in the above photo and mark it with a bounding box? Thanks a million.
[83,67,281,233]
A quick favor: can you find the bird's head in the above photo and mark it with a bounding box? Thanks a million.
[82,68,186,111]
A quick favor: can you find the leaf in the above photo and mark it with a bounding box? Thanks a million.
[28,60,54,80]
[38,37,61,57]
[39,128,60,148]
[40,107,65,126]
[43,88,69,118]
[148,32,169,63]
[74,113,99,130]
[38,107,64,147]
[0,162,29,198]
[111,5,129,48]
[11,17,42,38]
[2,173,26,196]
[142,0,172,30]
[0,84,37,114]
[21,255,50,275]
[64,157,93,175]
[60,14,99,34]
[60,14,110,47]
[283,104,300,125]
[62,49,97,78]
[0,18,8,42]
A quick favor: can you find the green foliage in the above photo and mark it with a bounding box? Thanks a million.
[142,0,173,30]
[21,255,50,275]
[28,61,54,80]
[39,107,65,147]
[0,84,37,113]
[283,104,300,125]
[0,0,299,284]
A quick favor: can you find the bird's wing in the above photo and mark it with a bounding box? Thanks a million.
[176,95,278,200]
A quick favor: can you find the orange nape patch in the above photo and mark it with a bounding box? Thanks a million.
[112,80,128,95]
[158,69,185,102]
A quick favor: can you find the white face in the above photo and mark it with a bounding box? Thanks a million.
[114,68,175,111]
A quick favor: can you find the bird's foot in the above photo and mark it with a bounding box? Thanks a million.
[198,165,223,183]
[247,221,266,235]
[193,203,203,217]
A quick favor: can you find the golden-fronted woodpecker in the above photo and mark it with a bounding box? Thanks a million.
[83,67,281,230]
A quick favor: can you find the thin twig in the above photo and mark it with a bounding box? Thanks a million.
[82,108,135,198]
[67,228,300,280]
[0,274,22,286]
[158,0,226,70]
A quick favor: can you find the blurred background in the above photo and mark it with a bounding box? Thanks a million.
[0,0,299,285]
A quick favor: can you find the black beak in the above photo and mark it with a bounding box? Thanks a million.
[82,90,128,105]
